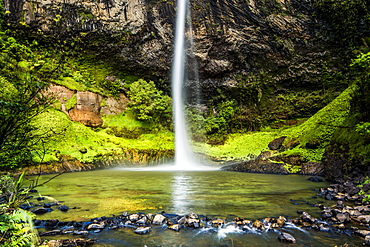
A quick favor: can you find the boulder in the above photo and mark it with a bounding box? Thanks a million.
[357,215,370,224]
[268,137,286,150]
[168,224,181,232]
[300,162,325,176]
[220,159,289,175]
[152,214,166,225]
[47,238,96,247]
[87,222,105,230]
[365,235,370,246]
[32,208,52,214]
[129,214,140,222]
[45,219,59,227]
[58,205,69,212]
[134,227,151,235]
[278,232,296,243]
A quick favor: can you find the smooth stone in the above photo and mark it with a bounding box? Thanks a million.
[58,205,69,212]
[134,227,151,235]
[278,232,296,243]
[152,214,166,225]
[168,224,181,232]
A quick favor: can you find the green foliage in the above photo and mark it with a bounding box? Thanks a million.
[313,0,370,47]
[103,112,155,139]
[193,131,278,161]
[0,75,52,169]
[0,173,40,246]
[34,108,174,163]
[278,85,354,161]
[126,79,172,127]
[356,122,370,138]
[65,94,77,111]
[283,164,301,174]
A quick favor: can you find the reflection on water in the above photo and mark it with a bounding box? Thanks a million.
[34,169,328,221]
[171,173,194,215]
[34,168,363,246]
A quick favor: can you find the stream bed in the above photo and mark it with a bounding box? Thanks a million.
[32,168,363,246]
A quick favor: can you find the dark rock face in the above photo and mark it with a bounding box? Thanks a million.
[300,162,325,176]
[3,0,341,87]
[268,137,287,150]
[220,159,289,174]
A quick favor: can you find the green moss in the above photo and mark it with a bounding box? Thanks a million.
[194,131,278,161]
[65,94,77,111]
[277,85,354,161]
[33,108,173,163]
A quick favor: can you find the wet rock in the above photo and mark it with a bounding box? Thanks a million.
[45,219,59,227]
[39,230,64,236]
[212,219,225,226]
[300,162,325,176]
[268,137,286,150]
[357,215,370,224]
[276,216,286,227]
[87,222,105,230]
[73,230,89,235]
[168,224,181,232]
[47,238,96,247]
[137,216,148,225]
[32,207,52,214]
[152,214,166,225]
[188,213,199,219]
[58,205,69,212]
[355,229,370,237]
[220,159,289,175]
[301,212,315,224]
[19,204,32,210]
[129,214,140,222]
[308,176,324,182]
[365,235,370,246]
[321,206,333,219]
[177,216,186,225]
[278,232,296,243]
[185,218,200,228]
[319,224,330,232]
[336,213,350,223]
[134,227,151,235]
[253,220,264,230]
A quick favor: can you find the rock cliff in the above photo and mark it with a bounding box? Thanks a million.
[48,84,128,127]
[3,0,339,90]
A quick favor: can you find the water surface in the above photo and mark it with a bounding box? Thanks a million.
[34,169,362,246]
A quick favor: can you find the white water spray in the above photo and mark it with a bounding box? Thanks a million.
[171,0,198,169]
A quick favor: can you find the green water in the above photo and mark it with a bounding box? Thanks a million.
[33,168,362,246]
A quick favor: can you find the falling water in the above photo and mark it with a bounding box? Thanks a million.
[171,0,198,169]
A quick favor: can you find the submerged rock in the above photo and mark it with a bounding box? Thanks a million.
[47,238,96,247]
[152,214,166,225]
[278,232,296,243]
[134,227,151,235]
[308,176,324,182]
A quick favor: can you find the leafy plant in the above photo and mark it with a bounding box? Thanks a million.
[0,172,44,246]
[126,79,172,127]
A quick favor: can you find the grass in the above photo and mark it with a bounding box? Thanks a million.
[33,108,174,163]
[276,85,354,161]
[193,131,278,161]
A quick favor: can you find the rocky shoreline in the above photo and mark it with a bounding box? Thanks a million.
[29,175,370,247]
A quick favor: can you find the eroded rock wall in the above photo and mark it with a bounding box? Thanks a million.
[48,83,128,127]
[3,0,336,85]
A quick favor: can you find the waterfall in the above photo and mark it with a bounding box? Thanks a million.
[171,0,198,169]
